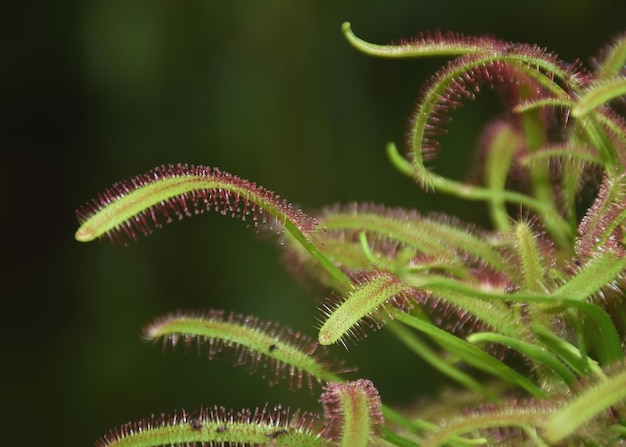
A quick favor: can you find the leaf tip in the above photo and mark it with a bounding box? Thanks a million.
[74,226,95,242]
[321,379,384,446]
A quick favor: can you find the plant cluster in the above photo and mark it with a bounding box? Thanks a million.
[76,22,626,446]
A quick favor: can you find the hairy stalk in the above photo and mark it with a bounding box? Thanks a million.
[321,380,384,447]
[75,164,352,290]
[318,269,414,346]
[96,406,330,447]
[515,221,549,294]
[144,311,345,388]
[544,364,626,443]
[596,34,626,76]
[572,78,626,118]
[421,405,552,447]
[319,203,509,274]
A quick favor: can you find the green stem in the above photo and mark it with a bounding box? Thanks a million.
[285,220,353,291]
[386,143,572,248]
[388,321,499,400]
[467,332,576,385]
[392,311,546,398]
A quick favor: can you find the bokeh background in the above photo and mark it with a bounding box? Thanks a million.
[4,1,626,445]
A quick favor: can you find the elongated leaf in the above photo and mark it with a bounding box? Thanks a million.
[96,405,330,447]
[544,362,626,443]
[145,310,345,389]
[75,164,318,244]
[572,77,626,118]
[318,269,415,346]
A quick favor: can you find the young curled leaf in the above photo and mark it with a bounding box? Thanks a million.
[397,44,580,188]
[342,22,505,59]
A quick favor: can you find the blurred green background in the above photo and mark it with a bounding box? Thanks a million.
[3,0,626,445]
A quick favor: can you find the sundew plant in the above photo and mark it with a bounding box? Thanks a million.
[76,23,626,446]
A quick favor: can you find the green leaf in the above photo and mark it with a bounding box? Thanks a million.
[318,204,508,274]
[551,251,626,302]
[75,164,353,290]
[95,405,331,447]
[75,164,317,244]
[572,78,626,118]
[544,362,626,443]
[318,269,413,346]
[596,33,626,77]
[144,310,344,387]
[515,221,549,294]
[422,406,551,447]
[321,380,384,447]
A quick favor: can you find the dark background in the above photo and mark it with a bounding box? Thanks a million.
[3,1,626,445]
